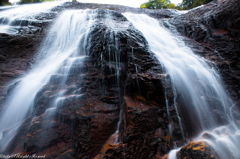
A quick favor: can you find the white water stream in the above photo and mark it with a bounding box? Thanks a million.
[123,13,240,159]
[0,1,65,34]
[0,9,97,153]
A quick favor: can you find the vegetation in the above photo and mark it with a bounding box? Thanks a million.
[140,0,214,10]
[140,0,179,9]
[140,0,169,9]
[0,0,11,6]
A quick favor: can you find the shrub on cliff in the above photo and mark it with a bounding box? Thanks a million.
[0,0,11,5]
[140,0,213,10]
[140,0,171,9]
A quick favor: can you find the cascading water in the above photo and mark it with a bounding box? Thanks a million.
[106,11,122,143]
[0,9,97,153]
[123,13,240,158]
[98,10,125,143]
[0,3,239,157]
[0,1,65,34]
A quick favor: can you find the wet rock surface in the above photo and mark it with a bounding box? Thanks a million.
[168,0,240,158]
[53,2,180,19]
[169,0,240,101]
[0,33,44,113]
[0,0,239,159]
[0,6,60,111]
[177,141,218,159]
[0,8,173,158]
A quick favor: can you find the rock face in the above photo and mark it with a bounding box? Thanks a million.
[169,0,240,101]
[167,0,240,141]
[0,34,41,110]
[0,8,176,159]
[168,0,240,158]
[0,10,59,111]
[177,141,218,159]
[0,0,240,159]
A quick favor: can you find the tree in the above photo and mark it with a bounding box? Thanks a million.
[140,0,213,10]
[168,3,175,9]
[140,4,146,8]
[0,0,11,5]
[140,0,182,10]
[140,0,170,9]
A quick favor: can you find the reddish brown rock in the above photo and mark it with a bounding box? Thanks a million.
[0,34,43,111]
[120,96,172,159]
[55,149,74,159]
[177,141,218,159]
[98,143,127,159]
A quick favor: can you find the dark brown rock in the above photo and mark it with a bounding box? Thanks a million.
[122,96,169,158]
[0,34,42,95]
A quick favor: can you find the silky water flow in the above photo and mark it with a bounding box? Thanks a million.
[0,1,65,34]
[0,9,98,153]
[124,13,240,159]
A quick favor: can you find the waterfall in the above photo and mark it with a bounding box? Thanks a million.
[0,4,239,157]
[0,1,65,34]
[105,10,122,143]
[0,9,97,153]
[123,13,240,158]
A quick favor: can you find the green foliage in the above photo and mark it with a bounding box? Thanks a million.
[182,0,213,9]
[0,0,11,6]
[140,0,182,10]
[140,0,213,10]
[168,3,175,9]
[140,0,170,9]
[140,4,146,8]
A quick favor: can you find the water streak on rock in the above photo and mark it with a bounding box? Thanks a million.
[0,1,64,34]
[0,9,97,153]
[123,13,239,159]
